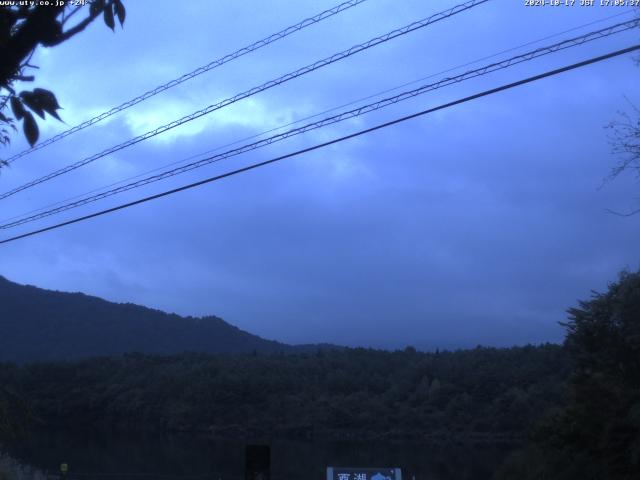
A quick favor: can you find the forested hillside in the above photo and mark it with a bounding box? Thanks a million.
[0,345,568,440]
[0,276,322,362]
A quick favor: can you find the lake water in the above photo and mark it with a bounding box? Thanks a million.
[5,430,515,480]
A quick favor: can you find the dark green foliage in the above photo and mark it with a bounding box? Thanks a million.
[0,386,30,441]
[496,270,640,480]
[0,344,567,441]
[21,109,37,146]
[0,2,125,150]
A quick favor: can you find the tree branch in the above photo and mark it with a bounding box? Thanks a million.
[52,9,101,45]
[61,5,84,27]
[0,6,64,86]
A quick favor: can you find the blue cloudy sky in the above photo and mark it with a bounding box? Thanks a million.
[1,0,639,349]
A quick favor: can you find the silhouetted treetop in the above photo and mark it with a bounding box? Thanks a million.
[0,1,125,150]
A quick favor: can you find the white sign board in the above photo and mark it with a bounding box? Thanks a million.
[326,467,402,480]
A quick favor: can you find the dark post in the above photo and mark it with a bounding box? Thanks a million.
[245,444,270,480]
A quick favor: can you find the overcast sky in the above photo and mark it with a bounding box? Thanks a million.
[1,0,639,350]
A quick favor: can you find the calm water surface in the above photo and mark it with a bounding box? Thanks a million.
[6,430,515,480]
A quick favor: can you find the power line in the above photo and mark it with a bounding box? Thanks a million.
[0,0,490,201]
[2,18,637,231]
[4,0,371,163]
[1,44,637,246]
[7,7,632,227]
[5,8,631,227]
[25,3,629,228]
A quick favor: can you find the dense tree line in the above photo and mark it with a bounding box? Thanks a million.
[496,271,640,480]
[4,270,638,477]
[0,386,30,442]
[0,344,567,442]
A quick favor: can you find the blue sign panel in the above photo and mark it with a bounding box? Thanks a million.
[326,467,402,480]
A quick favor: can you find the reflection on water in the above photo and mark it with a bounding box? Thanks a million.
[6,430,515,480]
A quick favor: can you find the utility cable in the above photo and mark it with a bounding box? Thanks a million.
[1,18,637,230]
[0,0,489,200]
[1,44,637,245]
[3,8,631,226]
[4,0,371,163]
